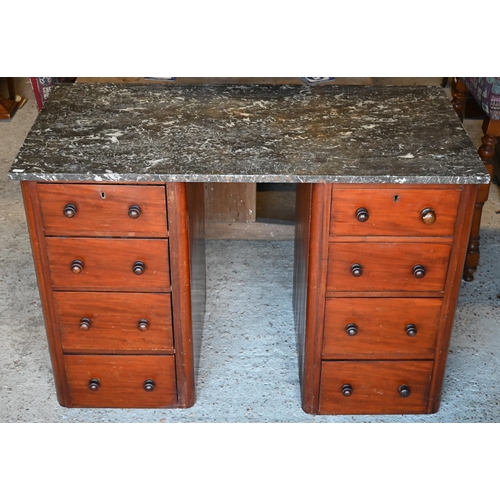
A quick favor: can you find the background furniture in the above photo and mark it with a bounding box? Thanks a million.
[451,77,500,281]
[29,77,76,111]
[0,77,26,120]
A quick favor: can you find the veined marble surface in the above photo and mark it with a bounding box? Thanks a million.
[9,84,489,184]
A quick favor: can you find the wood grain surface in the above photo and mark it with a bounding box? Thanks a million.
[322,297,442,358]
[65,354,177,408]
[319,360,433,414]
[46,237,171,291]
[330,186,460,237]
[38,183,168,237]
[327,242,451,292]
[54,292,174,353]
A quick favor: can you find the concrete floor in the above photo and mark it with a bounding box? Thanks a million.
[1,78,499,422]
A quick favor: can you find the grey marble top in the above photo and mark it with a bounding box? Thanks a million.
[9,84,489,184]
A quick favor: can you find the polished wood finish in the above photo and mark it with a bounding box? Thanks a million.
[327,242,451,292]
[294,183,332,413]
[319,360,433,414]
[426,184,477,412]
[323,298,442,359]
[45,238,171,291]
[21,180,204,409]
[330,187,460,237]
[298,183,478,414]
[54,292,174,353]
[38,183,168,237]
[65,354,177,408]
[166,183,197,407]
[186,183,207,381]
[22,176,476,413]
[21,182,71,406]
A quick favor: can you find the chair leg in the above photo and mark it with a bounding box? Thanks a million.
[451,78,468,121]
[463,118,500,281]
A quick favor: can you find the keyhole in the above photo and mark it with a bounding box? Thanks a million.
[100,192,106,199]
[393,195,399,202]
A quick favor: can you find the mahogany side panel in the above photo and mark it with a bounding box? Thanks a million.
[186,182,206,380]
[427,184,478,412]
[295,183,332,414]
[21,181,70,406]
[293,183,312,403]
[166,183,196,408]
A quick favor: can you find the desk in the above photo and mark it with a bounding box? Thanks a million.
[9,84,489,414]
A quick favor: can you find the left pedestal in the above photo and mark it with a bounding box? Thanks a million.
[21,181,205,408]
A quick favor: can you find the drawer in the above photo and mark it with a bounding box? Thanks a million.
[330,187,460,236]
[319,360,433,414]
[54,292,174,353]
[323,298,442,358]
[65,354,177,408]
[327,242,451,292]
[46,238,170,291]
[38,184,168,237]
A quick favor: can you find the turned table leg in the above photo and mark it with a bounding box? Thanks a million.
[451,78,468,121]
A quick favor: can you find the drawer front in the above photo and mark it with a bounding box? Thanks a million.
[54,292,174,353]
[323,298,441,358]
[327,242,451,292]
[330,187,460,236]
[38,184,168,237]
[319,360,433,414]
[46,238,170,291]
[65,354,177,408]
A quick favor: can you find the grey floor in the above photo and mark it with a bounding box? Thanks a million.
[1,78,499,422]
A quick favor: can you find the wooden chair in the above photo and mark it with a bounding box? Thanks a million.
[0,77,26,120]
[451,77,500,281]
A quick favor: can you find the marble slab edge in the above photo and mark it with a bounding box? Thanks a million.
[8,171,490,184]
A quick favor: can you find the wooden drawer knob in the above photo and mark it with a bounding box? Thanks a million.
[143,379,155,392]
[128,205,142,219]
[133,261,146,275]
[351,263,363,277]
[345,323,358,336]
[138,319,149,332]
[341,384,353,397]
[421,208,436,225]
[63,203,77,218]
[70,259,84,274]
[79,318,92,331]
[356,207,369,222]
[88,378,100,391]
[412,264,426,279]
[405,324,417,337]
[398,385,411,398]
